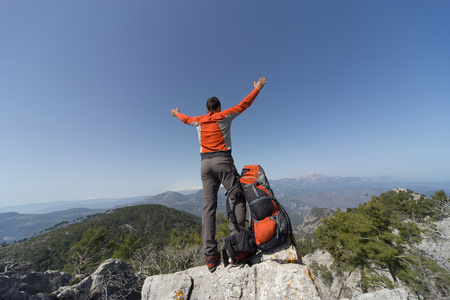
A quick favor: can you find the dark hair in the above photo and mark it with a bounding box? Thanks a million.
[206,97,221,112]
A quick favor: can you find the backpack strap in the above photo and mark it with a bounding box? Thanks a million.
[222,244,231,267]
[272,196,296,247]
[225,185,239,229]
[225,184,249,233]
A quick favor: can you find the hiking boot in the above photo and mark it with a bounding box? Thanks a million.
[205,252,221,273]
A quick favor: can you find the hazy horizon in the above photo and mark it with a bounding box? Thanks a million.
[1,171,448,211]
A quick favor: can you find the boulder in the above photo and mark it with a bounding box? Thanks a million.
[303,249,363,299]
[0,275,28,300]
[342,288,409,300]
[54,258,141,300]
[0,269,70,300]
[416,217,450,271]
[142,241,320,300]
[18,270,71,294]
[1,262,33,273]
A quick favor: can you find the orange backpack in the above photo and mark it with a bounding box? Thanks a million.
[223,165,293,265]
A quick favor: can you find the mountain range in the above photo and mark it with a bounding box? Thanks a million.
[1,172,448,244]
[0,208,105,244]
[0,195,147,215]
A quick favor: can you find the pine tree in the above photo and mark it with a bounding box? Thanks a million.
[64,225,108,275]
[112,233,141,261]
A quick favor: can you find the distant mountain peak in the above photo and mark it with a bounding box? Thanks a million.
[296,171,329,181]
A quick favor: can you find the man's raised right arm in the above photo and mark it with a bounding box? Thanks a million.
[254,77,266,91]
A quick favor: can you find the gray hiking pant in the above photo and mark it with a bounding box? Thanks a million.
[201,155,246,256]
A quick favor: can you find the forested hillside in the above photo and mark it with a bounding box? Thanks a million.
[0,205,203,275]
[0,208,105,244]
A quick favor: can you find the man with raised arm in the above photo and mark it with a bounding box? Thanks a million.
[171,77,267,272]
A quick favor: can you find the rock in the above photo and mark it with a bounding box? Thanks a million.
[54,258,141,300]
[303,250,342,300]
[0,275,28,300]
[142,262,319,300]
[142,273,192,300]
[0,269,70,300]
[142,241,320,300]
[303,250,408,300]
[20,270,71,294]
[2,262,33,273]
[256,241,303,264]
[302,249,333,268]
[416,217,450,271]
[343,288,409,300]
[295,208,334,241]
[54,276,93,300]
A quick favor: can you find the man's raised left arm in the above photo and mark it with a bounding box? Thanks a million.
[170,108,180,117]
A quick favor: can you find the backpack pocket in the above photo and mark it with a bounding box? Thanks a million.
[254,209,290,250]
[276,208,289,235]
[245,186,274,220]
[253,215,277,245]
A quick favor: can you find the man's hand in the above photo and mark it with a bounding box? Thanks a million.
[254,77,267,90]
[171,108,179,117]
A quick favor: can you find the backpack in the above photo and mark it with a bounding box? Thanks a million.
[223,165,293,266]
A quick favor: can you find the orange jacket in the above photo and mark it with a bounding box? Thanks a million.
[177,88,260,155]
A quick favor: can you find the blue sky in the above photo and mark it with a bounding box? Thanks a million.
[1,1,449,207]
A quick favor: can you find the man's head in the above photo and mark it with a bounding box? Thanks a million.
[206,97,221,113]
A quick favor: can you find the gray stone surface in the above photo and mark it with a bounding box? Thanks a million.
[143,261,321,300]
[344,288,408,300]
[0,269,70,300]
[303,250,406,300]
[54,259,140,300]
[142,241,320,300]
[417,217,450,270]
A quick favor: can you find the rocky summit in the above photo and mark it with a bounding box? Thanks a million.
[142,241,321,300]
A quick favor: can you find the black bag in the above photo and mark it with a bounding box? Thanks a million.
[222,230,256,265]
[223,165,294,265]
